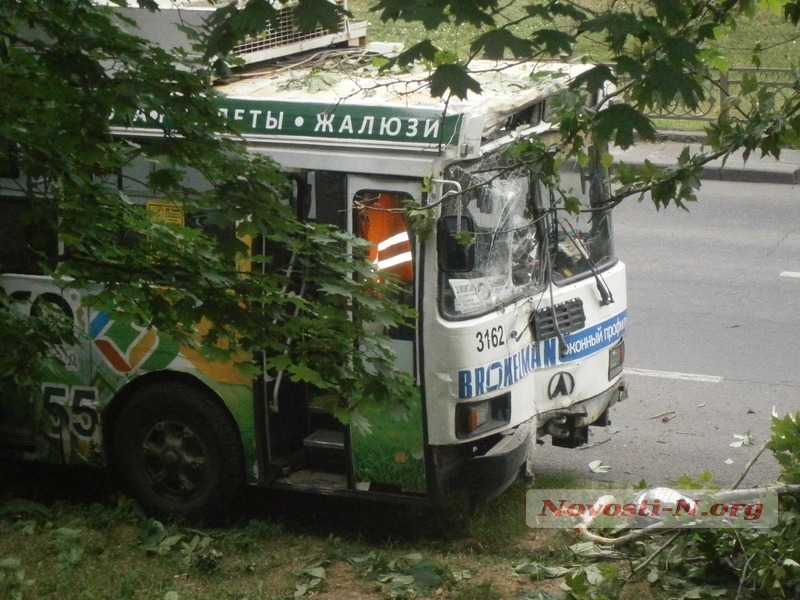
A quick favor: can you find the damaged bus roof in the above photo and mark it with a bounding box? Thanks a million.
[211,53,591,154]
[120,50,592,161]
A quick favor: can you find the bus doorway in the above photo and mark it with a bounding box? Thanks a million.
[261,172,428,496]
[347,175,426,495]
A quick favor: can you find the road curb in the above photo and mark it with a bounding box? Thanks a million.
[613,132,800,185]
[696,164,800,185]
[612,155,800,185]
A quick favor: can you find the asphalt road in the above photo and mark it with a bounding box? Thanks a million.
[534,179,800,489]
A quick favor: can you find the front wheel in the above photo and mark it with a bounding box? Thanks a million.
[112,382,244,522]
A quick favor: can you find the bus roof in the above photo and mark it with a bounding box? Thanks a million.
[116,48,592,162]
[210,53,590,151]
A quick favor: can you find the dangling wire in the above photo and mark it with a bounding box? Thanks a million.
[541,200,569,357]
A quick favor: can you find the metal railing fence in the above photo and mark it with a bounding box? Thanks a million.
[614,66,798,123]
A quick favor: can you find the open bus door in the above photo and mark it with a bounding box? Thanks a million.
[260,172,427,497]
[259,170,357,490]
[345,175,427,495]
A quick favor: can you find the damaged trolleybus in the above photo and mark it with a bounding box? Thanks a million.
[0,15,627,520]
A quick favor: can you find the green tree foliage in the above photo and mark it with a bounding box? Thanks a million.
[625,414,800,599]
[0,0,417,420]
[370,0,800,210]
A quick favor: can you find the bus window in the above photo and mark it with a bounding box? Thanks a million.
[0,196,58,275]
[440,154,544,319]
[356,192,414,283]
[541,158,616,284]
[116,201,243,275]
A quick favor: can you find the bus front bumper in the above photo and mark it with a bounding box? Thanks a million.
[441,418,536,506]
[434,378,628,505]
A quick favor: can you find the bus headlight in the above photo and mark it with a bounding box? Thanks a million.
[456,393,511,438]
[608,339,625,380]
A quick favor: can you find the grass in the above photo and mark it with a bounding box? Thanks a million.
[0,460,668,600]
[349,0,800,68]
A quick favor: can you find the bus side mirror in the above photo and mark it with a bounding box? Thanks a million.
[437,215,475,272]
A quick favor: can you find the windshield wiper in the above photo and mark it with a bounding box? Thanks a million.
[555,216,614,306]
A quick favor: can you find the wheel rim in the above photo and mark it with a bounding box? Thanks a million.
[139,420,210,500]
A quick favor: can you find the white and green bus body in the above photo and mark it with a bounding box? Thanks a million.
[0,56,628,517]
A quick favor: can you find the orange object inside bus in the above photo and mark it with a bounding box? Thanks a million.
[359,193,413,283]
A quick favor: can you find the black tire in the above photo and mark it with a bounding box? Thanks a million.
[112,382,245,523]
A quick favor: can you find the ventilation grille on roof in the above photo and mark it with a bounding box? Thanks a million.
[108,1,366,66]
[234,0,348,57]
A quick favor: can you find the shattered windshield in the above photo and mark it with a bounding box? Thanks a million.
[439,151,616,319]
[439,154,544,319]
